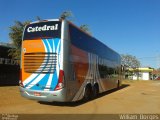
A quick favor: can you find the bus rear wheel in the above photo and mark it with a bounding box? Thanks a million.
[93,84,99,98]
[83,85,92,101]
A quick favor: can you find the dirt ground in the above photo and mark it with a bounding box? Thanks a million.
[0,80,160,114]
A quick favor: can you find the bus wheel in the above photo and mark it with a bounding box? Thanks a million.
[93,84,99,98]
[83,85,92,101]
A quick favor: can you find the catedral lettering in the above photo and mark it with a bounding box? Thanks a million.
[27,24,58,32]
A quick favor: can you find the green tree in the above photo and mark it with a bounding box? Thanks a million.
[121,54,141,68]
[79,24,92,35]
[59,11,73,20]
[36,16,41,21]
[60,11,91,35]
[9,21,30,59]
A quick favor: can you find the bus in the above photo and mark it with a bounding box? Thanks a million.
[19,19,122,102]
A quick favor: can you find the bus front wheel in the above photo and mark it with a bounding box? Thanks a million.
[93,84,99,98]
[83,85,92,101]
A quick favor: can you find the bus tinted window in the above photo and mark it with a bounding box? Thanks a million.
[23,21,61,40]
[69,23,121,63]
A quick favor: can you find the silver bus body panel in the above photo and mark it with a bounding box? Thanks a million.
[19,86,67,102]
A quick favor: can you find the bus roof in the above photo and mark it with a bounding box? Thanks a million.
[30,19,60,24]
[28,19,120,57]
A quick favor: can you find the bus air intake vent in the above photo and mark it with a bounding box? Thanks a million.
[24,53,57,73]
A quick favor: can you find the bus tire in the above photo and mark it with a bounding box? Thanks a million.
[93,84,99,98]
[83,85,92,101]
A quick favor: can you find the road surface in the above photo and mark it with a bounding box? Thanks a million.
[0,80,160,114]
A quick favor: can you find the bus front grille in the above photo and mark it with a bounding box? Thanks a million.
[24,53,57,73]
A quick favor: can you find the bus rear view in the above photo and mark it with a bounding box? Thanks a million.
[20,19,122,103]
[19,20,66,102]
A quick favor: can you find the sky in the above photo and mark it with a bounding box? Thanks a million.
[0,0,160,68]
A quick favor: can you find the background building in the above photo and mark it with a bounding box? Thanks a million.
[127,67,153,80]
[0,42,19,86]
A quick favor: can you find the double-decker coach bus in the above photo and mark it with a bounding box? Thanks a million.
[19,19,122,102]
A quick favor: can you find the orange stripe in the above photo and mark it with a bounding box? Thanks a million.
[22,39,45,81]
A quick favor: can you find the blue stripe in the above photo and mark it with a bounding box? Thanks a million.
[29,39,52,90]
[50,71,58,91]
[30,74,50,90]
[58,40,61,54]
[54,38,60,52]
[47,39,54,52]
[24,38,61,90]
[43,39,50,53]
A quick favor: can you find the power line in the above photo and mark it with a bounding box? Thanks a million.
[138,55,160,68]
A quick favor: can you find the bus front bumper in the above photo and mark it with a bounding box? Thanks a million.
[19,87,67,102]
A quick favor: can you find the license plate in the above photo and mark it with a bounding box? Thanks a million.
[34,92,41,96]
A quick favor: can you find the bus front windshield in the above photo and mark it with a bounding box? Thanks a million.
[23,21,61,40]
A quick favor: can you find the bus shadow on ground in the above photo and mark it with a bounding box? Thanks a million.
[38,84,130,107]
